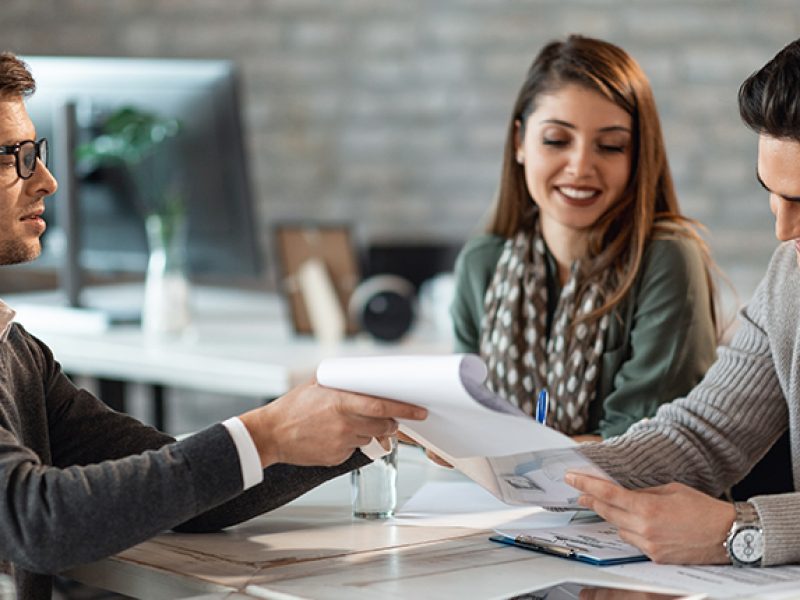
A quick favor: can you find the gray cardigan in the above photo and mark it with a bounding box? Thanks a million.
[0,323,367,600]
[582,241,800,566]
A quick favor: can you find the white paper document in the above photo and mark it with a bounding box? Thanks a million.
[608,562,800,597]
[316,354,611,509]
[394,481,575,529]
[495,581,701,600]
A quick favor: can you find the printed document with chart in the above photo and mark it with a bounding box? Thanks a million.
[316,354,612,509]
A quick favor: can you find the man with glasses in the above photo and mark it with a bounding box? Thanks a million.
[0,52,427,600]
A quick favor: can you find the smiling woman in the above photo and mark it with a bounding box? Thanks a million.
[449,35,722,442]
[515,83,632,278]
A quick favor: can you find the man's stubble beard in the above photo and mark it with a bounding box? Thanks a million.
[0,239,41,266]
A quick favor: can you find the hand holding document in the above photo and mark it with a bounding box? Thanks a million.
[316,354,612,509]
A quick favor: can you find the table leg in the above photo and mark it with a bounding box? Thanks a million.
[152,384,166,432]
[99,378,126,414]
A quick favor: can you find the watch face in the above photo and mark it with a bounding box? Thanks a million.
[730,526,764,564]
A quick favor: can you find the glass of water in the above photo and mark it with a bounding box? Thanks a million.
[351,436,398,519]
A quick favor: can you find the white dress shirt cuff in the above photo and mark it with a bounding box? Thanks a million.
[222,417,264,490]
[360,437,393,460]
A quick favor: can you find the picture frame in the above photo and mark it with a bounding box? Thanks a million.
[273,223,361,335]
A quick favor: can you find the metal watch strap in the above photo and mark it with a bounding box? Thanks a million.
[733,501,760,526]
[725,501,763,567]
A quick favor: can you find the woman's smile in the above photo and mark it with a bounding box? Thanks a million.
[516,83,632,236]
[555,185,603,205]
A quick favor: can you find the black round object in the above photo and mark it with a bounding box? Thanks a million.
[349,275,416,342]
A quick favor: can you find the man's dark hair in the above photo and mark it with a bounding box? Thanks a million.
[0,51,35,97]
[739,39,800,139]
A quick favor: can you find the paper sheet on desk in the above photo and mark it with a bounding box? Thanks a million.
[607,562,800,598]
[394,481,575,529]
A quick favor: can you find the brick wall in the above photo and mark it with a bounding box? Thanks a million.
[1,0,798,301]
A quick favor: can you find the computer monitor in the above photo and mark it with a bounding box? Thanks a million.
[20,56,262,306]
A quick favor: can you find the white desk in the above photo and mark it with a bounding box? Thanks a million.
[10,284,451,399]
[64,446,668,600]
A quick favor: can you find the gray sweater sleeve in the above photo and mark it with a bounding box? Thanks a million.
[580,243,800,566]
[1,419,245,574]
[0,327,367,576]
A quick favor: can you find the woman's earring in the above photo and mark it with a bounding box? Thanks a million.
[516,153,524,164]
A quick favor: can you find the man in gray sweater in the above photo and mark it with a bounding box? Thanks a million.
[569,38,800,568]
[0,53,427,599]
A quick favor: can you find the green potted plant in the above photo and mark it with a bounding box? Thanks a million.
[76,105,184,238]
[77,106,190,336]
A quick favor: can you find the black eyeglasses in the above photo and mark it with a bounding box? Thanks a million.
[0,138,48,180]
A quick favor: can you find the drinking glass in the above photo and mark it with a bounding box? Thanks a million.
[351,436,398,519]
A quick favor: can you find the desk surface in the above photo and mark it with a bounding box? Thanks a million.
[65,447,678,600]
[8,284,451,398]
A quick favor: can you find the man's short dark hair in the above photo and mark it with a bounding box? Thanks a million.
[0,51,35,98]
[739,38,800,140]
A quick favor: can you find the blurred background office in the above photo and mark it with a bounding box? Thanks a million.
[0,1,797,435]
[1,0,796,295]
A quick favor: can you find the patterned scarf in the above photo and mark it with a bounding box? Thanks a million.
[479,224,610,435]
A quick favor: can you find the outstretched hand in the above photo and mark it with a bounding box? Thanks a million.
[565,472,735,565]
[240,380,427,468]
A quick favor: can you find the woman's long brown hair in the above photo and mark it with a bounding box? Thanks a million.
[489,35,720,330]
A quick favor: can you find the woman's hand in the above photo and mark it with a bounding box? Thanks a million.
[565,472,735,565]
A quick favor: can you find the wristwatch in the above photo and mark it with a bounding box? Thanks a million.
[724,501,764,567]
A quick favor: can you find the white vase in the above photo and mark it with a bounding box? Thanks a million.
[142,213,191,337]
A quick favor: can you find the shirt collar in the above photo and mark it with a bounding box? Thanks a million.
[0,299,16,342]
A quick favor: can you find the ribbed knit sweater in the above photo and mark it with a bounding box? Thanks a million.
[581,241,800,566]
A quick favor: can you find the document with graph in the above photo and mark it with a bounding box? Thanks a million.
[316,354,612,509]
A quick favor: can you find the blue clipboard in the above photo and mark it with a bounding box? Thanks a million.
[489,534,649,566]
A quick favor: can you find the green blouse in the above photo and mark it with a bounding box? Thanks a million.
[450,233,717,438]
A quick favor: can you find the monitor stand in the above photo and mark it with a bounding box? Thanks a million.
[49,100,142,328]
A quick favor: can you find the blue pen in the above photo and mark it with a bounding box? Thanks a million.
[535,389,549,424]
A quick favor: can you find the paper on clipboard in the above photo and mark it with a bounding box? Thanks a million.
[492,521,648,566]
